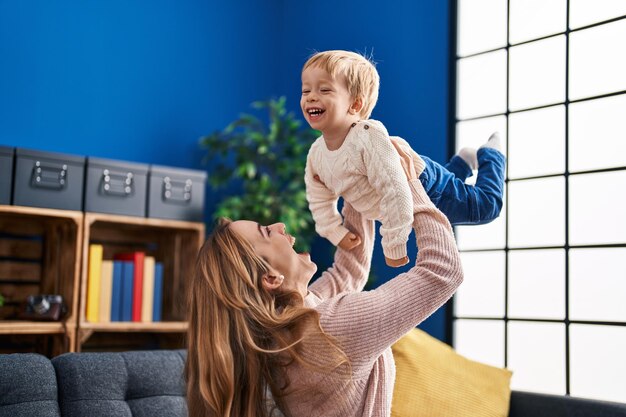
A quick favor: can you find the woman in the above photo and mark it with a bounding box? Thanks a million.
[185,141,464,417]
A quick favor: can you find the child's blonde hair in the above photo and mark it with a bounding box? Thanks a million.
[302,50,380,119]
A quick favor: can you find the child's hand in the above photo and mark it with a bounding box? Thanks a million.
[338,232,362,250]
[385,256,409,268]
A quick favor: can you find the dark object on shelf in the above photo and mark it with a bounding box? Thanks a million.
[147,165,206,221]
[13,148,85,211]
[84,157,148,217]
[0,145,13,205]
[20,294,67,321]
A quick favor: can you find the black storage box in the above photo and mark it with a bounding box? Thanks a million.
[13,148,85,211]
[147,165,206,221]
[85,157,148,217]
[0,146,14,205]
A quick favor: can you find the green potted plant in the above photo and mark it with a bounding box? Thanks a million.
[200,97,319,252]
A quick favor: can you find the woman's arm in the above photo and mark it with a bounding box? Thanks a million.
[307,202,375,300]
[314,173,463,366]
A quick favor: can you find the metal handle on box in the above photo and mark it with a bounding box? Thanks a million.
[162,177,192,204]
[101,169,134,197]
[30,161,68,190]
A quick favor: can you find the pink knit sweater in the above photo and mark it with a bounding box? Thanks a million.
[279,179,464,417]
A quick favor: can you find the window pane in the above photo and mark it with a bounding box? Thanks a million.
[508,321,566,394]
[457,51,507,120]
[457,0,508,57]
[508,177,565,248]
[509,0,566,44]
[454,319,505,367]
[508,249,565,320]
[569,171,626,245]
[570,248,626,322]
[509,105,565,179]
[569,20,626,101]
[509,36,566,111]
[456,188,506,250]
[570,324,626,403]
[570,0,626,29]
[454,251,505,318]
[569,94,626,172]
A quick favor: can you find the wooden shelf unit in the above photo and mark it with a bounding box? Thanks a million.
[0,205,82,356]
[77,212,204,352]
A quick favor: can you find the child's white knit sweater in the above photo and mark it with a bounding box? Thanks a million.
[305,119,426,260]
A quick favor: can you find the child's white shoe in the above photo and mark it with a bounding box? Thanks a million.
[458,147,478,170]
[480,132,501,152]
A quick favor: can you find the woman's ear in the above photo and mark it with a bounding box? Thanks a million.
[350,97,363,115]
[262,273,285,291]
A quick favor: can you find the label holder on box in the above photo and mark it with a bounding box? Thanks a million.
[30,161,68,190]
[162,177,192,205]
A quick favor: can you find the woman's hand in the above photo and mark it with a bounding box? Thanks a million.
[390,138,419,181]
[338,232,362,250]
[385,256,409,267]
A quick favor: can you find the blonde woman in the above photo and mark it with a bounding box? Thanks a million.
[185,140,464,417]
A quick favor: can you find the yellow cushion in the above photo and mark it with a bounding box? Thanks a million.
[391,328,512,417]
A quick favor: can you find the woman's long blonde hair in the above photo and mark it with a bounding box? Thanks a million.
[185,219,348,417]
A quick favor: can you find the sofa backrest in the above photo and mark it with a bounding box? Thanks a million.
[51,349,187,417]
[0,353,61,417]
[510,391,626,417]
[4,349,626,417]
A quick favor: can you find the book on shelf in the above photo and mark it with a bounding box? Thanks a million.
[153,262,164,322]
[114,252,145,322]
[111,261,123,322]
[120,260,134,322]
[99,260,113,323]
[86,244,103,323]
[141,256,155,323]
[87,249,165,324]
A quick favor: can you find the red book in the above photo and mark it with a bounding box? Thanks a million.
[114,252,145,322]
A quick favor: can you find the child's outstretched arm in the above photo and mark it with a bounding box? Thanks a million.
[305,153,353,247]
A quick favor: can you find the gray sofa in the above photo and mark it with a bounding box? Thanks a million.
[1,350,625,417]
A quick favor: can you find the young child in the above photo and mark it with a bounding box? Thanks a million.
[302,50,506,267]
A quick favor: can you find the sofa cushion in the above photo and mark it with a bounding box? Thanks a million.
[0,353,61,417]
[52,349,187,417]
[391,328,512,417]
[509,390,626,417]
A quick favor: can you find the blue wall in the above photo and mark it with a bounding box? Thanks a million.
[0,0,451,340]
[0,0,280,169]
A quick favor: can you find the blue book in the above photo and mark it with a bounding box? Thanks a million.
[153,262,163,322]
[110,261,123,322]
[121,261,134,322]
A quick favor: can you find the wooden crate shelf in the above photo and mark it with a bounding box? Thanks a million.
[0,205,82,356]
[77,212,204,351]
[80,321,188,332]
[0,320,67,334]
[0,205,204,356]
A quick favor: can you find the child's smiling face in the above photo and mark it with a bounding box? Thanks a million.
[301,66,360,137]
